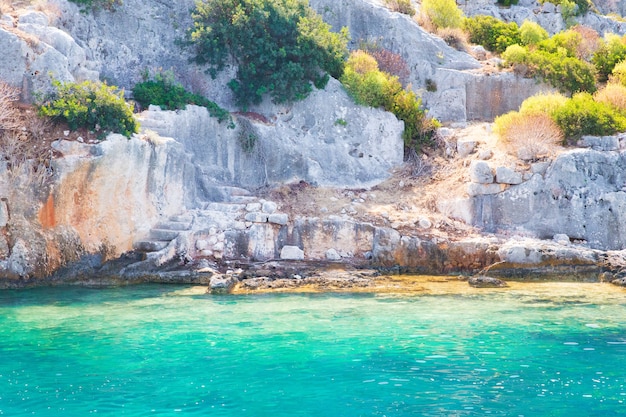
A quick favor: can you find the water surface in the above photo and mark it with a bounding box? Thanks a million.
[0,282,625,416]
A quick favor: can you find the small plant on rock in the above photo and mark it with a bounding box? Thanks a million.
[38,80,138,138]
[462,15,521,53]
[384,0,416,16]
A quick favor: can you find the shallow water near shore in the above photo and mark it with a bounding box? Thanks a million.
[1,279,625,416]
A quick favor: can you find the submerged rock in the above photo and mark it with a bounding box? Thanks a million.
[209,274,238,294]
[468,276,508,288]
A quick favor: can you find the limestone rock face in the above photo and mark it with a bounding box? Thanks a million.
[140,79,404,189]
[0,10,97,99]
[473,148,626,250]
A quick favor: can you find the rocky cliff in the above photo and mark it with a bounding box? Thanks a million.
[1,0,626,287]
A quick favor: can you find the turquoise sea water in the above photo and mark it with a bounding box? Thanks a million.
[0,283,625,416]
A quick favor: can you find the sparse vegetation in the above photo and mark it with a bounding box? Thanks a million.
[595,83,626,113]
[132,70,232,124]
[67,0,121,10]
[189,0,349,108]
[420,0,464,31]
[340,50,440,154]
[38,80,138,138]
[384,0,415,16]
[494,112,563,160]
[437,27,469,51]
[365,46,411,86]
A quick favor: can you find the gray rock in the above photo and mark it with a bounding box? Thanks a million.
[457,139,476,158]
[495,166,523,185]
[0,200,8,228]
[530,161,551,175]
[325,248,341,261]
[280,245,305,260]
[577,136,620,151]
[553,234,570,245]
[268,213,289,225]
[209,274,237,294]
[468,276,508,288]
[469,160,494,184]
[478,149,493,160]
[246,202,262,212]
[417,218,432,229]
[612,277,626,287]
[262,201,278,214]
[467,183,502,196]
[244,212,269,223]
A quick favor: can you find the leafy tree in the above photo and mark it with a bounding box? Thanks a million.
[189,0,349,108]
[39,80,138,138]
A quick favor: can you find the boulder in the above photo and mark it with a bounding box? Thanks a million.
[468,276,508,288]
[495,166,523,185]
[470,161,494,184]
[280,245,305,261]
[209,274,238,294]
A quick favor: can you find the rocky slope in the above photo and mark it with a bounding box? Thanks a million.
[1,0,626,288]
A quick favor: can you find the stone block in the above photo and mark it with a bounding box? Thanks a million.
[495,166,523,185]
[244,212,268,223]
[246,202,262,212]
[469,160,493,184]
[280,245,304,260]
[268,213,289,225]
[467,183,503,196]
[325,248,341,261]
[578,135,619,151]
[0,200,8,228]
[262,201,278,214]
[457,139,476,158]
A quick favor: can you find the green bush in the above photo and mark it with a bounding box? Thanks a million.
[189,0,349,108]
[340,51,440,153]
[462,15,521,53]
[592,34,626,82]
[538,29,581,58]
[519,21,548,46]
[497,0,519,5]
[553,92,626,138]
[502,45,596,94]
[421,0,464,30]
[518,92,568,116]
[610,60,626,86]
[132,71,231,124]
[39,80,138,138]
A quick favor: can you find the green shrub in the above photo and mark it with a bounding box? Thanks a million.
[610,60,626,86]
[538,29,581,58]
[421,0,464,30]
[462,15,521,53]
[189,0,349,108]
[502,46,596,94]
[340,51,440,153]
[520,21,549,46]
[38,80,138,138]
[384,0,416,16]
[497,0,519,5]
[593,34,626,82]
[132,71,231,124]
[553,92,626,139]
[518,92,568,116]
